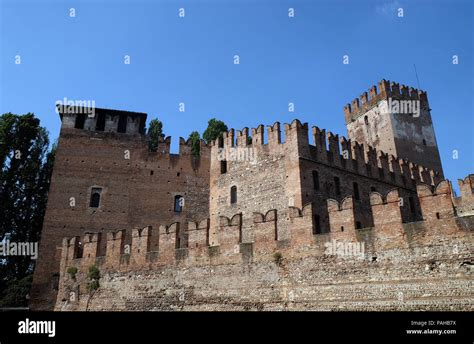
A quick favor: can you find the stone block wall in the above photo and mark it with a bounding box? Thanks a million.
[54,181,474,311]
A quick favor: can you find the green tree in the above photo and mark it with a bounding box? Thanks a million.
[85,265,100,311]
[202,118,228,144]
[147,119,164,152]
[0,275,33,308]
[188,131,201,157]
[0,113,56,307]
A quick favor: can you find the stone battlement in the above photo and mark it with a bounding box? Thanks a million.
[343,79,429,123]
[31,80,467,311]
[57,177,470,280]
[55,174,473,311]
[212,119,441,187]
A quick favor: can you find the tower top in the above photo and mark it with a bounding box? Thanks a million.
[57,105,147,135]
[343,79,429,124]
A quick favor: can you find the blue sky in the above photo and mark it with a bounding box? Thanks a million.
[1,0,472,189]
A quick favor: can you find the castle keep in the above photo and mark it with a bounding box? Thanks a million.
[30,80,473,311]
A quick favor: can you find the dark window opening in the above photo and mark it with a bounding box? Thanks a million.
[353,182,360,200]
[90,188,102,208]
[364,116,369,125]
[341,226,344,232]
[150,170,154,175]
[370,186,376,192]
[117,115,127,133]
[95,113,106,131]
[334,177,341,195]
[379,168,384,179]
[75,114,86,129]
[313,215,321,234]
[436,212,440,219]
[422,139,426,146]
[408,197,416,215]
[51,273,60,291]
[174,195,183,212]
[177,172,180,177]
[175,227,181,249]
[355,221,362,229]
[218,136,224,148]
[221,160,227,174]
[75,242,83,258]
[312,170,320,190]
[230,186,237,204]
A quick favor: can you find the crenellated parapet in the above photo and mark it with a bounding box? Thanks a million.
[454,175,474,217]
[327,196,356,233]
[253,209,278,255]
[58,106,147,135]
[343,79,429,123]
[369,189,403,226]
[60,220,211,273]
[58,178,470,291]
[105,230,125,270]
[135,135,212,174]
[210,119,439,187]
[178,136,210,156]
[458,175,474,197]
[417,180,455,221]
[236,127,250,147]
[217,213,243,259]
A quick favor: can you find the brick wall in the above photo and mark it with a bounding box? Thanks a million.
[30,115,210,310]
[54,186,473,311]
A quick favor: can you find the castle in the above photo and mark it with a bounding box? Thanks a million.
[30,80,473,311]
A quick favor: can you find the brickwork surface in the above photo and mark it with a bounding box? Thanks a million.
[30,83,474,311]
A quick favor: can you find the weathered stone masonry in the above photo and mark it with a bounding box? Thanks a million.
[56,182,473,311]
[30,107,210,310]
[30,80,473,311]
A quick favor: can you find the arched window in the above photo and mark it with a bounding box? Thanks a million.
[230,186,237,204]
[174,195,183,212]
[90,188,102,208]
